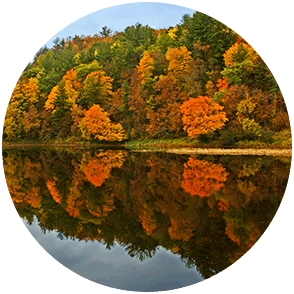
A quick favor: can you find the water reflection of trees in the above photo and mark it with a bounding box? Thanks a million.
[3,148,290,279]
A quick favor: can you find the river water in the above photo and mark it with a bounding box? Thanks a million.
[2,147,291,291]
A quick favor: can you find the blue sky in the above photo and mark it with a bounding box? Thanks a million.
[45,2,195,47]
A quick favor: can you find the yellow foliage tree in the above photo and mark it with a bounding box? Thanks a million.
[223,42,259,67]
[137,51,155,86]
[4,78,41,139]
[22,78,40,104]
[45,85,59,111]
[62,68,82,105]
[4,85,25,139]
[45,69,81,111]
[166,46,193,80]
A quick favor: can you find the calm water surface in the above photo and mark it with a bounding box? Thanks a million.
[2,147,291,291]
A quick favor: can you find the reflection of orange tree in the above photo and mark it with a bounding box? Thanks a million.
[139,203,157,236]
[181,156,228,197]
[12,186,42,208]
[126,155,161,236]
[83,151,126,187]
[82,151,126,218]
[45,150,126,219]
[46,179,62,204]
[217,158,263,254]
[154,197,196,242]
[86,192,115,219]
[131,155,192,240]
[46,177,83,218]
[139,156,197,242]
[218,199,230,211]
[168,215,194,242]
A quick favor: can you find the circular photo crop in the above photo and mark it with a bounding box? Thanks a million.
[2,2,292,292]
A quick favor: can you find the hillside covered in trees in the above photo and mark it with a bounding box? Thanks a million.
[3,12,291,148]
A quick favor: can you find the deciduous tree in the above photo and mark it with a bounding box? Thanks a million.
[166,46,193,82]
[80,70,113,109]
[80,104,126,141]
[147,75,190,138]
[181,96,228,138]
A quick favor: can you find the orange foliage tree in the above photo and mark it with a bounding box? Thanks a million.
[127,72,149,138]
[216,77,229,91]
[80,104,126,141]
[23,105,41,137]
[180,96,228,138]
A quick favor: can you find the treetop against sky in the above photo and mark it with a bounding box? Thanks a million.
[45,2,195,48]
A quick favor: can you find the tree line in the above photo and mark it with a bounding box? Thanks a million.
[3,12,291,147]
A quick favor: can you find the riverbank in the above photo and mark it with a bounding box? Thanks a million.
[124,138,292,155]
[131,148,292,156]
[124,136,291,155]
[2,140,292,156]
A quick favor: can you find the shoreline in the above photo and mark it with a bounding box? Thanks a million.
[2,142,292,156]
[129,148,292,156]
[166,148,292,156]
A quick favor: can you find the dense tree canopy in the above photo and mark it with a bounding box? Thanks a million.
[3,11,291,147]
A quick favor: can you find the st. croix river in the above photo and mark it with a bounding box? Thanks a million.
[2,147,291,291]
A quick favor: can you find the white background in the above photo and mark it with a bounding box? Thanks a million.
[0,1,293,293]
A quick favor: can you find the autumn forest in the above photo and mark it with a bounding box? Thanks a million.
[2,7,293,290]
[3,12,292,148]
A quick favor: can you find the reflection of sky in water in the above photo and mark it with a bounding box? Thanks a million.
[24,218,203,291]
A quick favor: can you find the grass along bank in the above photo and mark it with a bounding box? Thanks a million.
[125,137,292,151]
